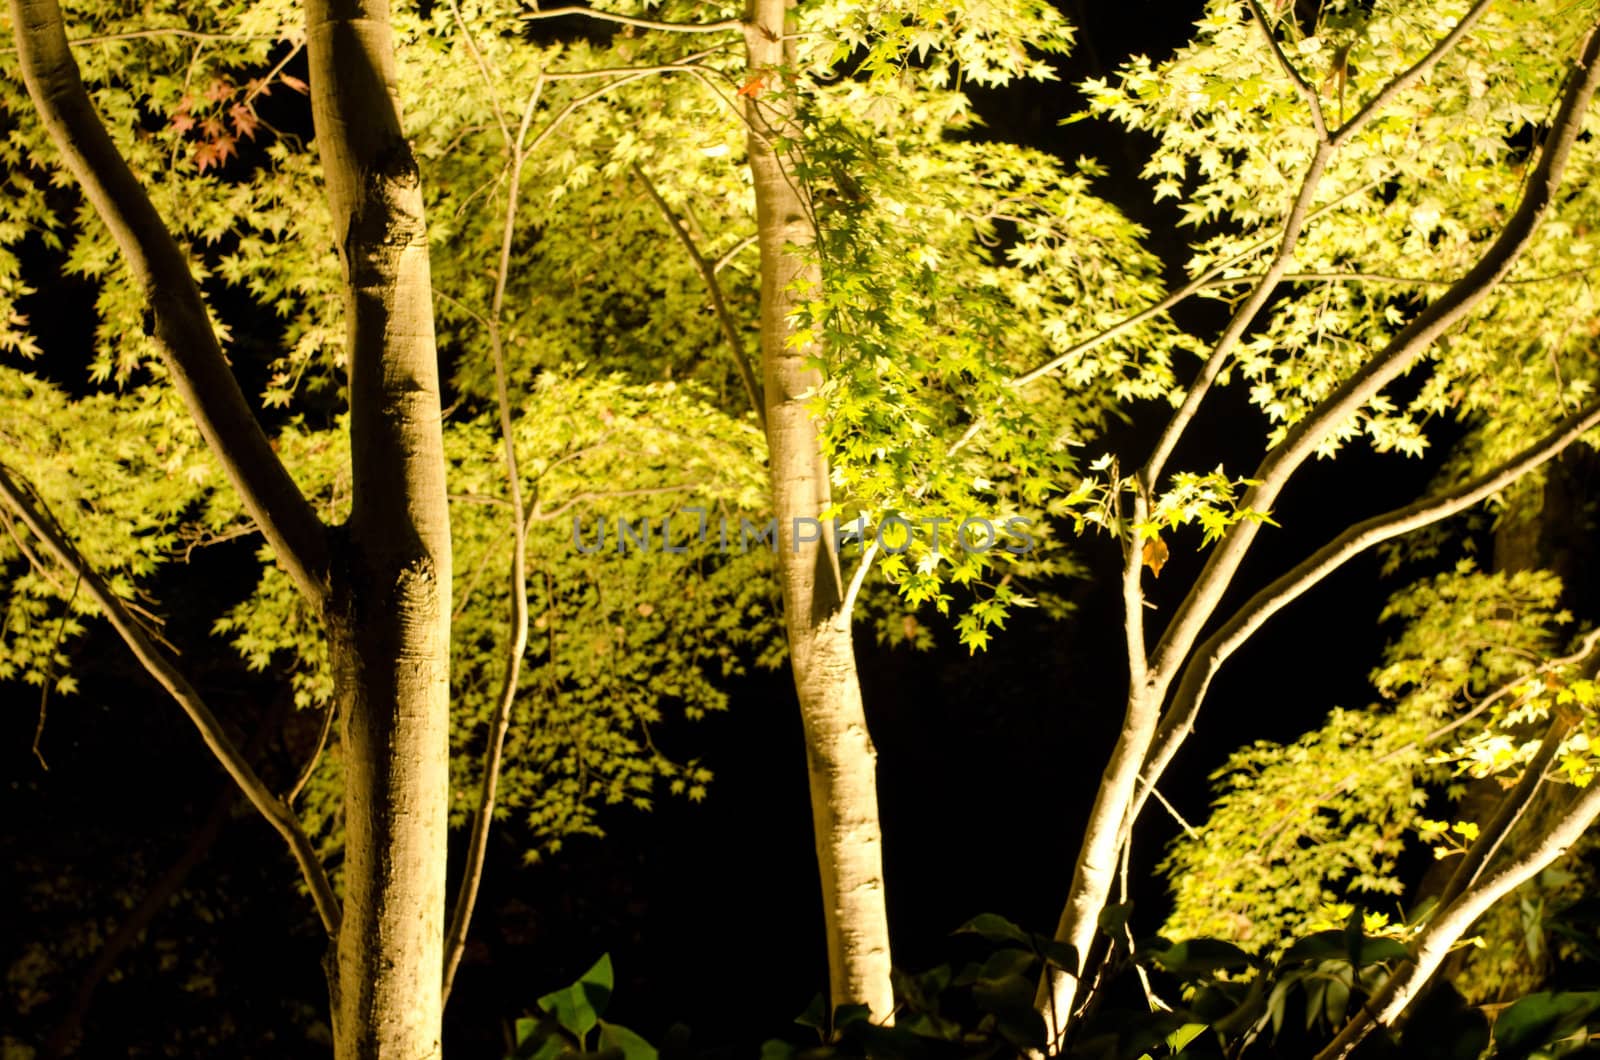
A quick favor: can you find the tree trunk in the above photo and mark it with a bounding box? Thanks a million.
[743,0,895,1023]
[307,1,453,1056]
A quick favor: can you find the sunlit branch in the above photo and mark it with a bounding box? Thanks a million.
[1141,0,1491,488]
[1130,397,1600,839]
[447,0,512,144]
[1145,19,1600,691]
[240,40,305,108]
[285,701,334,806]
[1008,179,1384,389]
[1329,0,1495,149]
[9,0,330,603]
[1140,139,1332,488]
[1315,715,1600,1060]
[632,162,766,427]
[523,47,739,159]
[443,74,542,1005]
[1236,628,1600,862]
[521,5,743,34]
[1245,0,1327,141]
[841,541,879,621]
[1199,265,1600,291]
[1437,709,1572,908]
[527,483,704,525]
[0,462,339,935]
[714,233,758,273]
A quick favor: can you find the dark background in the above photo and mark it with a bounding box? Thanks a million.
[0,0,1547,1055]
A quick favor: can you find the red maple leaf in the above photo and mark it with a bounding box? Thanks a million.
[229,103,260,140]
[737,75,765,99]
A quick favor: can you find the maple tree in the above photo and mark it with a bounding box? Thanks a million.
[6,0,1600,1055]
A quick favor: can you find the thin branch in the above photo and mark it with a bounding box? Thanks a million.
[1329,0,1495,149]
[1199,265,1600,292]
[1140,139,1332,488]
[443,75,541,1004]
[239,40,305,109]
[1315,717,1600,1060]
[520,6,743,34]
[31,568,80,770]
[0,462,338,934]
[841,541,879,621]
[8,0,330,602]
[1138,774,1198,839]
[632,161,765,427]
[522,47,735,160]
[1246,0,1327,141]
[714,232,758,273]
[447,0,512,145]
[1439,706,1580,909]
[1239,629,1600,860]
[1008,179,1384,389]
[529,482,704,525]
[285,702,334,805]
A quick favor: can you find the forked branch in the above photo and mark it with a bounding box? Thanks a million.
[1128,397,1600,835]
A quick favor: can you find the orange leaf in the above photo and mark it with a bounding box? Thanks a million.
[229,102,260,140]
[1141,535,1169,578]
[278,73,309,95]
[737,75,765,99]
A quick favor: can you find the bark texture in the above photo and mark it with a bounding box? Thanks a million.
[307,1,453,1055]
[744,0,895,1023]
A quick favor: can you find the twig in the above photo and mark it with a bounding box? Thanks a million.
[1245,0,1327,141]
[442,68,541,1004]
[520,6,743,34]
[31,568,80,770]
[285,701,334,805]
[631,161,765,426]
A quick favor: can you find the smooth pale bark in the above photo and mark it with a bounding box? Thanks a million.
[307,1,453,1056]
[743,0,895,1023]
[1036,14,1600,1051]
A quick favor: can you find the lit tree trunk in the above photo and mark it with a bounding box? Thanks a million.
[306,1,453,1056]
[743,0,895,1023]
[8,0,452,1053]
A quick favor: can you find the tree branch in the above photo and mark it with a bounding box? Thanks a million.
[632,161,766,427]
[7,0,330,603]
[0,462,338,935]
[1246,0,1327,141]
[521,5,743,34]
[1314,716,1600,1060]
[1146,16,1600,687]
[1128,397,1600,835]
[443,80,540,1004]
[1329,0,1495,149]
